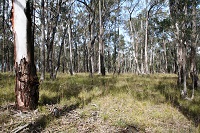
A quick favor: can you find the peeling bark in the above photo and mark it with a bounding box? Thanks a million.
[11,0,39,110]
[15,58,39,110]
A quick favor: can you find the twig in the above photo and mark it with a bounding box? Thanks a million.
[11,123,30,133]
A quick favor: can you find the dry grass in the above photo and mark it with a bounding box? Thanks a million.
[0,72,199,132]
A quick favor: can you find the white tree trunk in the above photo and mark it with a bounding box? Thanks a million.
[11,0,39,110]
[13,0,28,63]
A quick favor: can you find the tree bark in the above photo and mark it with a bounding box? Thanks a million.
[40,0,45,81]
[140,19,144,74]
[190,1,197,99]
[2,0,5,72]
[68,15,74,76]
[11,0,39,110]
[130,17,140,74]
[144,6,149,74]
[53,28,67,79]
[163,38,167,72]
[98,0,105,76]
[47,0,62,79]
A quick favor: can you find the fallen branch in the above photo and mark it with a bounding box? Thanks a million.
[11,123,30,133]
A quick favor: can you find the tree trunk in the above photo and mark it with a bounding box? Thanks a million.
[53,28,67,79]
[98,0,105,76]
[190,1,197,99]
[40,0,45,81]
[182,44,187,93]
[88,14,96,77]
[140,19,144,74]
[47,0,62,79]
[130,18,140,74]
[83,35,88,72]
[74,30,78,73]
[163,39,167,72]
[11,0,39,110]
[68,16,74,76]
[2,0,5,72]
[113,17,117,75]
[144,8,149,74]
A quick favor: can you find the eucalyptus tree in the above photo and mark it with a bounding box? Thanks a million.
[68,13,74,75]
[0,0,13,72]
[125,0,140,74]
[40,0,45,81]
[190,0,198,95]
[1,0,5,72]
[11,0,39,110]
[98,0,106,75]
[76,0,98,77]
[53,28,67,79]
[169,0,199,97]
[98,0,125,75]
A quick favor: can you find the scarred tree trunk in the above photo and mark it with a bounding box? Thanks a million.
[11,0,39,110]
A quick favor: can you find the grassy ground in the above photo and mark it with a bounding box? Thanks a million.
[0,72,200,132]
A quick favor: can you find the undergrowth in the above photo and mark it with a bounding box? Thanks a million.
[0,72,200,132]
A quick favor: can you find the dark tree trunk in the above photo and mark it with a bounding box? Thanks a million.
[47,0,62,79]
[53,28,67,79]
[68,15,74,76]
[2,0,5,72]
[98,0,105,76]
[190,0,197,99]
[11,0,39,110]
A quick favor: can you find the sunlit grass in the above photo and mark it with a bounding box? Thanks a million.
[91,93,194,132]
[0,72,199,132]
[0,72,15,105]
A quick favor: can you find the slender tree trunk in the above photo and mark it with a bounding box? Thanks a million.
[11,0,39,110]
[149,38,153,73]
[53,28,67,79]
[74,30,78,73]
[113,17,117,75]
[68,16,74,76]
[88,14,96,77]
[140,19,144,74]
[98,0,105,76]
[163,39,167,72]
[182,44,187,93]
[74,42,78,73]
[2,0,5,72]
[5,0,10,72]
[144,9,149,74]
[64,39,68,73]
[129,16,136,74]
[140,44,144,74]
[46,0,50,72]
[47,0,62,79]
[40,0,45,81]
[83,34,87,72]
[190,1,197,99]
[131,19,140,74]
[117,51,121,75]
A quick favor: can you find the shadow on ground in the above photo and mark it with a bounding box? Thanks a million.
[27,75,118,132]
[155,76,200,127]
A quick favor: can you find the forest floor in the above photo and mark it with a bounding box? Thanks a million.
[0,73,200,132]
